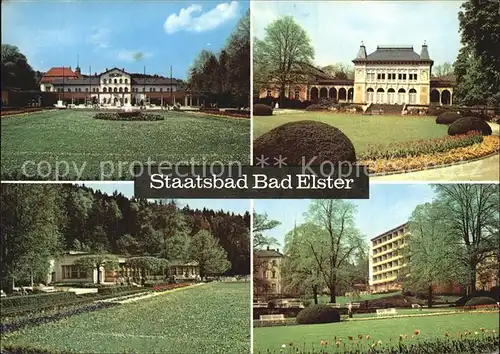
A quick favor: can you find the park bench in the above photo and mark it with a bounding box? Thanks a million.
[259,314,285,321]
[285,301,304,308]
[411,304,422,309]
[351,303,360,309]
[376,308,397,316]
[253,302,268,308]
[326,303,341,308]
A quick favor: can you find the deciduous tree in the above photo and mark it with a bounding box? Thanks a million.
[189,230,230,279]
[254,16,314,104]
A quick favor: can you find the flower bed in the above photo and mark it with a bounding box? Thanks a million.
[151,282,192,292]
[94,112,164,121]
[1,107,45,117]
[259,332,499,354]
[361,135,500,174]
[360,132,483,160]
[198,109,250,119]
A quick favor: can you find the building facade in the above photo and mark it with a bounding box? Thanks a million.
[254,247,284,298]
[46,251,199,285]
[369,223,409,293]
[39,66,200,107]
[259,43,454,107]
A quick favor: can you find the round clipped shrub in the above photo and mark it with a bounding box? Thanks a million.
[464,296,497,307]
[253,104,273,116]
[436,112,462,125]
[448,117,492,136]
[296,304,341,324]
[253,120,356,165]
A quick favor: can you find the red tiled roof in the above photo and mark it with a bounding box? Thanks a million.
[40,67,79,83]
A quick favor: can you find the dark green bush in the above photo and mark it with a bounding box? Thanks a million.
[448,116,492,136]
[0,292,76,308]
[117,111,141,118]
[436,112,462,125]
[428,107,449,116]
[296,304,341,324]
[253,120,356,165]
[253,104,273,116]
[465,296,497,307]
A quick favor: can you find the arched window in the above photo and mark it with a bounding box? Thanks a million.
[160,88,163,92]
[103,98,107,104]
[150,88,153,92]
[67,88,71,92]
[124,79,128,84]
[124,87,128,93]
[119,79,123,84]
[125,98,128,104]
[114,87,118,92]
[119,87,123,93]
[103,79,107,84]
[85,88,89,92]
[103,88,107,93]
[114,79,117,84]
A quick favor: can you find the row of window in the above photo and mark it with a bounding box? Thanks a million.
[373,270,399,281]
[373,229,406,245]
[103,78,128,84]
[373,259,404,273]
[55,87,173,93]
[262,271,277,279]
[366,73,419,81]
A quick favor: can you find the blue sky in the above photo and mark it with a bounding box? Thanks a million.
[253,1,462,67]
[254,184,436,249]
[79,182,250,215]
[1,0,248,79]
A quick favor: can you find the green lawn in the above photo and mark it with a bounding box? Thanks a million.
[1,110,250,180]
[253,312,500,353]
[253,113,447,154]
[1,282,251,354]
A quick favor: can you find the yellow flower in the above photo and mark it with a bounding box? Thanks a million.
[474,331,479,335]
[480,328,485,332]
[366,335,370,340]
[444,332,449,337]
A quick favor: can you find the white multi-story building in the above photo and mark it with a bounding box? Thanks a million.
[40,67,189,106]
[259,42,455,106]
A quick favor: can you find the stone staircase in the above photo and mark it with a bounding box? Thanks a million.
[365,104,404,115]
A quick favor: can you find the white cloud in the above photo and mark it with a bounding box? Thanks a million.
[117,50,153,62]
[87,28,111,50]
[164,1,240,34]
[253,1,462,67]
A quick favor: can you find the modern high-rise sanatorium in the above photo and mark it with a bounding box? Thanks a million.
[259,43,455,106]
[369,223,500,294]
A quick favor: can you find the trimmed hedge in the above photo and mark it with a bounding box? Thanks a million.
[305,104,329,111]
[253,120,357,165]
[97,285,138,295]
[253,104,273,116]
[465,296,497,307]
[94,112,164,121]
[448,116,492,136]
[436,112,462,125]
[0,292,76,308]
[296,304,341,324]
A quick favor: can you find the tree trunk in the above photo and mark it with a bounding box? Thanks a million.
[330,284,337,303]
[469,265,477,294]
[427,284,433,308]
[312,285,319,304]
